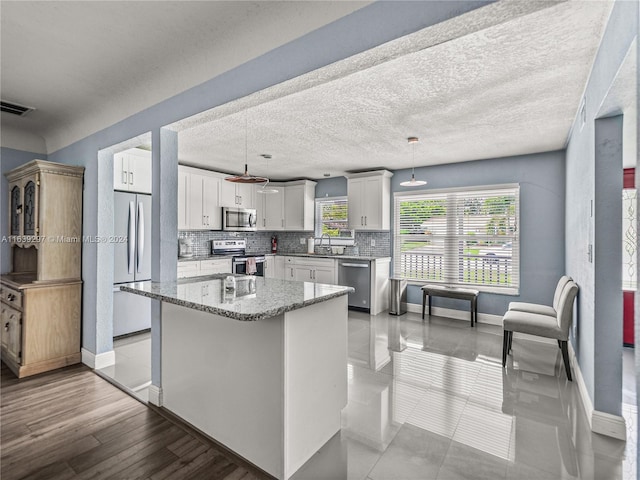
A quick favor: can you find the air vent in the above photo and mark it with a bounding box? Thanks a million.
[1,100,35,116]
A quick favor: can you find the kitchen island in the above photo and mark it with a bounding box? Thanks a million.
[121,275,353,480]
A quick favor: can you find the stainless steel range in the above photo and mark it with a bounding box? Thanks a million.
[212,239,265,276]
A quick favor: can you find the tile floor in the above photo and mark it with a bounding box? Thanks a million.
[98,313,637,480]
[96,331,151,403]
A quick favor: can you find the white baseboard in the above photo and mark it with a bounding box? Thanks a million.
[403,302,503,326]
[592,410,627,440]
[81,348,115,369]
[148,384,163,407]
[568,343,626,441]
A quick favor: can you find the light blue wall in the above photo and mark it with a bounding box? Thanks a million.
[0,147,47,274]
[594,115,623,416]
[41,1,492,361]
[565,0,638,416]
[392,151,566,316]
[316,151,565,318]
[315,176,347,198]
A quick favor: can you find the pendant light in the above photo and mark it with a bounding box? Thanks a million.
[400,136,427,187]
[256,154,279,194]
[225,112,269,184]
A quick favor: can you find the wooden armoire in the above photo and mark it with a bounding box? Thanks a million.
[1,160,84,377]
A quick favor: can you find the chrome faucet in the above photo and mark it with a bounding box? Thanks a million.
[320,233,332,253]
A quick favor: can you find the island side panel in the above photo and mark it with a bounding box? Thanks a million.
[161,302,286,479]
[283,295,348,478]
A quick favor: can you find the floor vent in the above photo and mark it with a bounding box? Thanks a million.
[1,100,35,116]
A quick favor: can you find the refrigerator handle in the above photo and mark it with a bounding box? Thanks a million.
[128,201,136,274]
[137,201,144,273]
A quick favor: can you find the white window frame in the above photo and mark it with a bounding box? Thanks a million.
[315,196,355,246]
[393,184,520,295]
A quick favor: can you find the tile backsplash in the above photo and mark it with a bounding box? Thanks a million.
[178,230,391,257]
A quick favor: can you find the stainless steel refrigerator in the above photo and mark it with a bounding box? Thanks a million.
[113,192,152,336]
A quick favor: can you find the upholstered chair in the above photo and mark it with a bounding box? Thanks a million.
[502,281,579,381]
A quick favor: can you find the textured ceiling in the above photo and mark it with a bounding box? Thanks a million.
[0,1,370,153]
[598,39,637,168]
[177,0,615,181]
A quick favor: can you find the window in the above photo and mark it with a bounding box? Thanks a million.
[623,187,637,291]
[394,184,519,293]
[315,197,355,244]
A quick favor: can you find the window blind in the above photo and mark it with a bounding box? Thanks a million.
[394,185,519,293]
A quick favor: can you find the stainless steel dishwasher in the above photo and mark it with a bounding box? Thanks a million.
[338,260,371,311]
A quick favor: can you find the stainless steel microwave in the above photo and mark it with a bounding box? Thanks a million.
[222,207,257,231]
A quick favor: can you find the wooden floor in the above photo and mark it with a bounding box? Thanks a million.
[0,362,272,480]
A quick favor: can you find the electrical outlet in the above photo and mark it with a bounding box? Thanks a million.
[371,239,375,247]
[300,237,305,245]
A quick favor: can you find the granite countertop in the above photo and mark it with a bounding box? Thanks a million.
[276,253,390,261]
[178,254,235,262]
[178,253,390,262]
[120,274,354,321]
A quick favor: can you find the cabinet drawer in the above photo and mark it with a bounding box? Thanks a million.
[294,257,335,268]
[177,262,200,279]
[0,285,23,310]
[200,259,231,275]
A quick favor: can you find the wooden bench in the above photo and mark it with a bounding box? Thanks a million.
[421,284,480,327]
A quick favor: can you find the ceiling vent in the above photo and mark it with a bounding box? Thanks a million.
[1,100,35,116]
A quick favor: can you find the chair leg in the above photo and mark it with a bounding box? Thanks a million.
[560,340,572,381]
[502,331,509,367]
[557,339,562,349]
[422,291,426,320]
[508,331,513,353]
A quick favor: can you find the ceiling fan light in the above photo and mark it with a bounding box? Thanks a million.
[224,163,269,183]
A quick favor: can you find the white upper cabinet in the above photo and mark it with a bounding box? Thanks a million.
[220,180,256,209]
[114,148,152,194]
[348,170,392,230]
[178,168,189,230]
[257,180,316,231]
[178,165,221,230]
[262,187,285,231]
[284,180,316,231]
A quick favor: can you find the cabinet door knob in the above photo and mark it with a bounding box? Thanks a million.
[4,322,9,332]
[122,171,128,184]
[129,172,134,185]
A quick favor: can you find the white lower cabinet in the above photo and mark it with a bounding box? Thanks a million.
[289,257,336,284]
[200,259,232,276]
[293,265,314,282]
[177,262,199,279]
[282,256,296,280]
[177,258,231,279]
[273,256,285,279]
[264,255,276,278]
